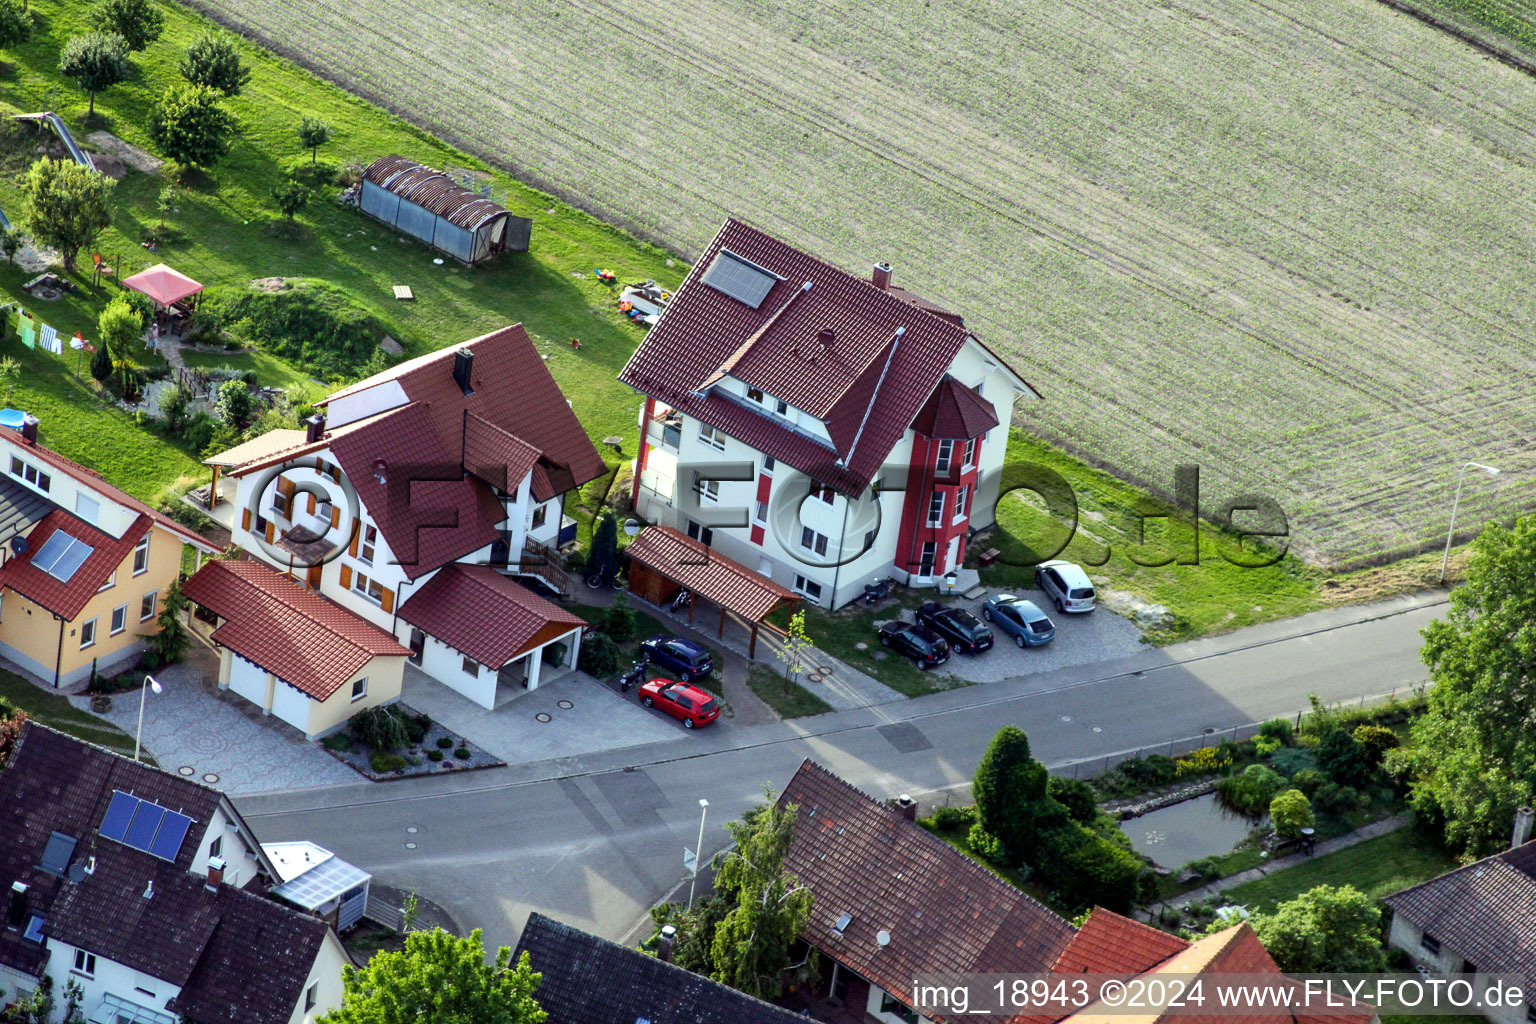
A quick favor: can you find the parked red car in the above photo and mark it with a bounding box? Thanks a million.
[638,677,721,729]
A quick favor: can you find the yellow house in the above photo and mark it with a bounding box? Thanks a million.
[180,558,409,739]
[0,420,219,688]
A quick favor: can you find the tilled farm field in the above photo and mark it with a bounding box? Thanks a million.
[185,0,1536,566]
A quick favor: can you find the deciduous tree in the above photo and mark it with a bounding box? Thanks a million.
[270,180,311,221]
[1268,788,1314,840]
[1251,884,1386,973]
[0,0,34,51]
[973,726,1065,865]
[58,33,129,116]
[19,158,114,270]
[775,609,812,692]
[178,31,249,95]
[91,0,164,52]
[215,379,251,426]
[96,294,141,392]
[149,84,236,169]
[319,927,546,1024]
[296,116,332,165]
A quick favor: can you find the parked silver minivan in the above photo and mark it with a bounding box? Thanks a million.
[1035,560,1096,613]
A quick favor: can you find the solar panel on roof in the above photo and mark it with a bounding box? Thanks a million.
[39,831,76,876]
[30,530,94,582]
[123,801,166,851]
[148,811,192,862]
[700,250,780,309]
[100,791,139,841]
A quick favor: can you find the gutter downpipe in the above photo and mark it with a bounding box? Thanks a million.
[52,612,65,688]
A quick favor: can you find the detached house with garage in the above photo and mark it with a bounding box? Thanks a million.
[190,324,606,714]
[0,724,350,1024]
[620,219,1037,609]
[0,417,219,688]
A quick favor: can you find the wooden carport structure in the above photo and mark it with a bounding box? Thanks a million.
[625,526,798,659]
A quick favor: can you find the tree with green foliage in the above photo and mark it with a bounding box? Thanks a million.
[270,180,311,221]
[1251,884,1386,973]
[1047,776,1098,824]
[0,226,20,265]
[708,791,814,1000]
[178,31,250,95]
[1317,728,1372,789]
[1411,516,1536,854]
[973,726,1064,865]
[587,512,619,587]
[155,183,178,228]
[775,609,812,692]
[158,382,191,432]
[92,0,163,51]
[1352,724,1400,766]
[0,705,29,768]
[296,116,332,165]
[97,294,142,393]
[1269,788,1314,840]
[59,32,130,115]
[0,356,18,408]
[144,582,191,666]
[215,379,251,426]
[577,631,621,677]
[89,343,113,383]
[0,0,34,51]
[18,158,114,270]
[601,589,636,642]
[319,927,546,1024]
[149,84,236,169]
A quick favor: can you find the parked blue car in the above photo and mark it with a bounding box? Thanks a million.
[639,635,715,681]
[980,594,1056,648]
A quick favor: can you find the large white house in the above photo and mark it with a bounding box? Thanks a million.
[0,723,349,1024]
[620,219,1036,609]
[193,325,604,713]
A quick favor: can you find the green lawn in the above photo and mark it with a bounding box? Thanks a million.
[178,345,324,398]
[0,669,135,752]
[796,592,971,699]
[1219,827,1457,913]
[745,664,834,719]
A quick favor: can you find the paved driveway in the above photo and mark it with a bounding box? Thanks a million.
[75,647,357,795]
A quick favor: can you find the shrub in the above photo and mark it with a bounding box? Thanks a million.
[436,735,454,750]
[926,805,976,831]
[453,747,471,760]
[1318,729,1373,788]
[1267,746,1318,777]
[1117,754,1178,788]
[427,749,444,762]
[149,83,237,169]
[1269,789,1314,839]
[967,823,1011,866]
[1258,718,1295,746]
[602,591,638,643]
[198,280,389,380]
[1313,783,1363,818]
[1048,776,1098,824]
[159,383,192,432]
[1352,724,1400,766]
[578,632,622,677]
[1217,764,1285,815]
[179,31,251,95]
[1290,768,1327,797]
[403,712,431,746]
[1175,746,1233,778]
[215,379,251,426]
[184,410,217,452]
[1188,857,1221,882]
[321,733,352,752]
[369,751,406,774]
[352,705,409,752]
[1039,823,1141,913]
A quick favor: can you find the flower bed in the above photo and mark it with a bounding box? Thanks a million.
[320,704,503,780]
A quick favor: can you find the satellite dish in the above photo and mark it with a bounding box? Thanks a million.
[10,535,27,555]
[876,930,891,947]
[623,518,641,537]
[67,863,87,883]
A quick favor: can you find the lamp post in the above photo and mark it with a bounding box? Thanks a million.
[688,798,709,911]
[1440,461,1501,584]
[133,674,163,763]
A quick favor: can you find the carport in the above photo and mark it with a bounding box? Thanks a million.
[624,526,799,659]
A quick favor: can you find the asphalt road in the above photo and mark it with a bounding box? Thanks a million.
[237,594,1442,952]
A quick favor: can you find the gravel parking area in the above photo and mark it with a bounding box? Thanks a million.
[930,585,1147,684]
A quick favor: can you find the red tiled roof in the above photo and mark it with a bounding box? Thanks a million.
[780,760,1074,1013]
[619,219,1034,495]
[0,510,151,620]
[910,377,999,440]
[624,526,797,622]
[396,563,585,667]
[182,559,409,700]
[1051,909,1188,976]
[463,412,543,494]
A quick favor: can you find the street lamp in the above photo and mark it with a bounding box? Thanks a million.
[688,798,709,911]
[133,674,163,763]
[1440,461,1501,584]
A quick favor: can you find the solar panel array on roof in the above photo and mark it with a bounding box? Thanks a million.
[31,529,94,582]
[701,250,780,309]
[98,791,195,861]
[39,830,76,876]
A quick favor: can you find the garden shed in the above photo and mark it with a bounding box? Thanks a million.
[359,155,531,264]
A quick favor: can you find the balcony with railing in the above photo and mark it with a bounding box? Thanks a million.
[645,409,683,451]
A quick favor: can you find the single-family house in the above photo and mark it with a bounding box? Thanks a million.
[620,219,1038,608]
[1382,809,1536,1024]
[0,416,220,687]
[513,912,809,1024]
[197,324,607,710]
[0,723,350,1024]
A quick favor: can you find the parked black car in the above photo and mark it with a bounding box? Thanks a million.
[915,602,994,654]
[639,635,714,681]
[877,620,951,670]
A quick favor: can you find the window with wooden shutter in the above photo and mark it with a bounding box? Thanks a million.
[307,565,322,590]
[241,508,252,530]
[380,587,394,614]
[307,493,317,514]
[332,464,342,483]
[264,521,275,543]
[348,527,359,558]
[330,506,341,528]
[339,564,352,589]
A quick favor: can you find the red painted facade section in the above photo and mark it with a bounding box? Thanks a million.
[894,435,983,578]
[631,397,655,509]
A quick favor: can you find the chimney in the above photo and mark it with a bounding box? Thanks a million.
[1513,806,1534,850]
[452,348,474,396]
[896,795,917,822]
[143,879,154,900]
[205,856,226,892]
[305,414,325,445]
[7,881,26,928]
[871,262,892,291]
[656,925,677,963]
[19,414,37,445]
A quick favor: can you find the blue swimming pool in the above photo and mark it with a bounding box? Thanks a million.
[0,409,26,429]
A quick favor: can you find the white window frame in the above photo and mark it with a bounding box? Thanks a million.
[934,440,954,473]
[746,387,765,404]
[10,456,50,492]
[928,491,945,526]
[775,399,789,416]
[208,835,222,860]
[132,534,151,576]
[954,485,969,523]
[692,473,720,503]
[698,423,726,451]
[140,590,159,622]
[97,570,116,593]
[799,526,828,557]
[351,677,368,702]
[359,524,377,565]
[963,438,977,468]
[919,541,937,575]
[754,500,768,524]
[305,984,318,1012]
[352,571,385,605]
[110,604,128,636]
[793,574,823,601]
[79,618,97,650]
[73,950,96,977]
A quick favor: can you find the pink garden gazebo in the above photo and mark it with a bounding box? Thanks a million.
[122,263,203,308]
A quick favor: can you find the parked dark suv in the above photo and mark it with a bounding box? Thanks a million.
[915,602,994,654]
[877,620,951,670]
[639,635,714,681]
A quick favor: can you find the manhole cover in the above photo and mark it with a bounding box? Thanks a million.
[818,664,833,673]
[406,826,419,834]
[178,766,194,776]
[535,712,552,723]
[853,642,868,651]
[1203,727,1216,734]
[404,842,418,850]
[1091,726,1103,733]
[805,673,823,683]
[1060,715,1073,723]
[871,651,888,661]
[201,774,219,784]
[557,699,574,710]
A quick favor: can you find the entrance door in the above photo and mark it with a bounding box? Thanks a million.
[408,628,425,665]
[306,564,322,590]
[944,535,960,575]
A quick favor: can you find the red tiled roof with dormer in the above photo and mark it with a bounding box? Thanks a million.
[0,509,152,620]
[395,563,585,668]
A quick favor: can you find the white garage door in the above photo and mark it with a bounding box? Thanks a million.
[228,654,268,708]
[271,681,312,736]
